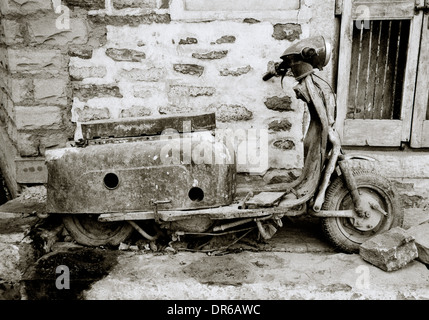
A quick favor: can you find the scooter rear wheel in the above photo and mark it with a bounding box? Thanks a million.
[63,214,134,247]
[321,170,403,253]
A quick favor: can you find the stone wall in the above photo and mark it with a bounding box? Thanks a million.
[0,0,337,196]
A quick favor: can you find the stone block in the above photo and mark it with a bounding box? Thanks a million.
[89,13,171,26]
[63,0,105,10]
[10,78,33,104]
[16,132,40,157]
[406,222,429,264]
[68,47,93,60]
[0,19,25,45]
[112,0,158,9]
[0,243,21,282]
[69,65,107,80]
[120,106,152,118]
[264,96,293,112]
[0,0,52,15]
[213,35,236,44]
[7,48,65,73]
[34,78,68,105]
[169,85,215,97]
[272,23,302,41]
[118,67,164,82]
[359,227,419,272]
[73,84,122,102]
[75,105,110,122]
[206,104,253,122]
[39,131,69,154]
[272,139,295,150]
[173,64,204,76]
[27,17,88,46]
[268,119,292,132]
[219,65,252,77]
[179,37,198,45]
[192,50,228,60]
[106,48,146,62]
[15,106,63,130]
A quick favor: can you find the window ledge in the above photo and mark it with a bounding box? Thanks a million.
[170,0,312,23]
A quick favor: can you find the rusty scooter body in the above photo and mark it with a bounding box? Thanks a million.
[43,36,403,253]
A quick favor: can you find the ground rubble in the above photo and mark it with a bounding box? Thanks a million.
[0,203,428,300]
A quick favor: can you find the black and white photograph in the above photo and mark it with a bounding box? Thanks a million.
[0,0,428,309]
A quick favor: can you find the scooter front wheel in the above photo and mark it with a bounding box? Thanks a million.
[63,214,135,247]
[321,170,403,253]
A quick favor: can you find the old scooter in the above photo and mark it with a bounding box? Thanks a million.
[40,36,403,253]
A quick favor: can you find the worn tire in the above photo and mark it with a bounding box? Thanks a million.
[321,170,403,253]
[63,214,134,247]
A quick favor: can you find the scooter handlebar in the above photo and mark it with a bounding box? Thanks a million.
[262,72,276,81]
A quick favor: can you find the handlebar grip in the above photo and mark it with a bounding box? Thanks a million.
[263,72,275,81]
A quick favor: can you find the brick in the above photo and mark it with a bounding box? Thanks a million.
[112,0,158,9]
[220,65,252,77]
[173,64,204,77]
[406,223,429,264]
[34,78,68,105]
[272,23,302,41]
[0,0,52,15]
[7,48,65,73]
[118,67,164,82]
[272,139,295,150]
[27,17,88,46]
[69,65,107,81]
[105,48,146,62]
[73,84,122,102]
[120,106,152,118]
[192,50,228,60]
[264,96,293,112]
[359,227,419,272]
[15,106,63,130]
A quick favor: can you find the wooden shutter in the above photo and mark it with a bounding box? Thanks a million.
[336,0,423,147]
[410,13,429,147]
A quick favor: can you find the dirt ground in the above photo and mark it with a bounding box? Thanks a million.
[1,207,428,301]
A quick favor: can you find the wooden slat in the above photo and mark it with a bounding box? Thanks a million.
[81,112,216,140]
[355,24,371,119]
[336,0,353,138]
[351,0,415,20]
[373,21,391,119]
[336,0,415,19]
[422,121,429,146]
[343,119,403,146]
[366,21,381,120]
[411,13,429,148]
